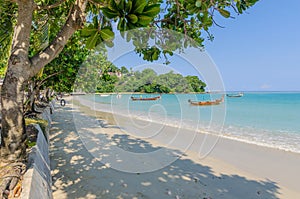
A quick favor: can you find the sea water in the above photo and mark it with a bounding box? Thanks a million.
[76,92,300,153]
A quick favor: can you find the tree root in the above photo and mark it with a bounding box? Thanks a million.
[0,162,26,199]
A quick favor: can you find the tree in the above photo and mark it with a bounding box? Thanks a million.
[156,71,189,92]
[96,73,118,92]
[74,49,118,92]
[0,0,259,189]
[0,0,16,77]
[42,32,89,93]
[185,75,206,92]
[120,66,129,74]
[115,68,204,93]
[22,28,89,117]
[0,0,87,163]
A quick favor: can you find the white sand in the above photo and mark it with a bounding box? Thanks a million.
[50,97,300,199]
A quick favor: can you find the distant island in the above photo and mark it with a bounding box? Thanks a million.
[75,66,206,94]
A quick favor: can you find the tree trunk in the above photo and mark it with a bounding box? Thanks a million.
[0,64,28,162]
[0,0,34,162]
[0,0,87,196]
[24,81,41,116]
[0,0,87,162]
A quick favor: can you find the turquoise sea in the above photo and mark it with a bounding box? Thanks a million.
[76,92,300,153]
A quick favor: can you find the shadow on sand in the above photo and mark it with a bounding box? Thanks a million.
[50,106,280,199]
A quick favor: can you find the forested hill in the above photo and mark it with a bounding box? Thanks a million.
[114,68,206,93]
[76,65,206,93]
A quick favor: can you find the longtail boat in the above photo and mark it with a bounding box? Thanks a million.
[131,95,161,101]
[188,95,224,106]
[226,92,244,98]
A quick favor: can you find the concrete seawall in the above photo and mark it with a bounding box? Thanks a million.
[21,100,55,199]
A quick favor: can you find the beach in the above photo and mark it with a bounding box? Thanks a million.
[50,97,300,198]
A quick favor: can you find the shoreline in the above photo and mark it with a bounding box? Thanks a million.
[70,96,300,198]
[73,95,300,155]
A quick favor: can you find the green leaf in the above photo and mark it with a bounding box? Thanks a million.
[93,16,98,28]
[117,18,126,31]
[126,32,132,42]
[195,0,201,8]
[104,40,114,48]
[27,141,36,147]
[120,31,126,38]
[100,28,114,41]
[125,0,133,13]
[67,67,74,73]
[118,0,125,11]
[127,14,138,23]
[237,2,243,14]
[126,22,136,29]
[143,4,160,17]
[132,0,147,14]
[108,0,118,11]
[26,139,36,147]
[152,51,159,60]
[163,50,173,56]
[86,31,99,49]
[137,15,153,26]
[81,28,97,37]
[218,8,230,18]
[102,7,119,19]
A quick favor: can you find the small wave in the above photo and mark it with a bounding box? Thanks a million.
[221,126,300,154]
[75,96,300,154]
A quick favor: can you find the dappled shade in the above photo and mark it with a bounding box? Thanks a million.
[50,106,279,199]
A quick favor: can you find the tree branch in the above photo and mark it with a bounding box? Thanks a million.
[35,0,67,10]
[10,0,34,59]
[30,0,87,78]
[38,71,62,87]
[212,17,225,28]
[87,0,106,7]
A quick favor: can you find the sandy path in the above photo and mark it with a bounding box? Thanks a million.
[50,98,298,199]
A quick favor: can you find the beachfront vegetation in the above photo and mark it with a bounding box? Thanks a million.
[73,50,206,93]
[0,1,15,78]
[41,33,89,93]
[115,69,206,93]
[0,0,258,195]
[76,62,207,93]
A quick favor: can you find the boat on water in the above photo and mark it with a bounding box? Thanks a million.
[100,94,110,97]
[131,95,161,101]
[70,92,86,95]
[226,92,244,98]
[188,95,224,106]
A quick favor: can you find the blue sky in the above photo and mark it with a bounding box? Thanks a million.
[111,0,300,91]
[204,0,300,91]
